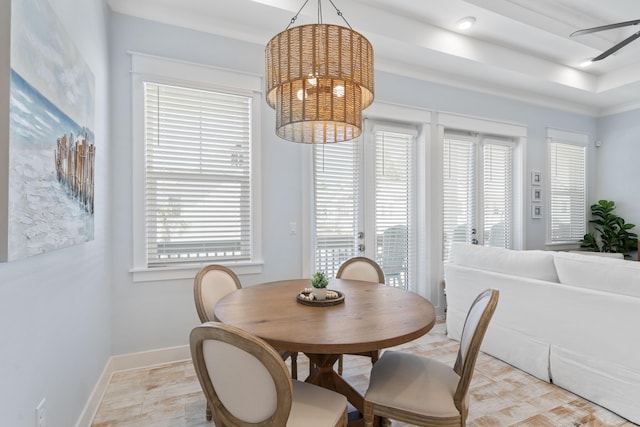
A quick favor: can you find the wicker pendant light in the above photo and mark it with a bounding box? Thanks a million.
[265,1,374,144]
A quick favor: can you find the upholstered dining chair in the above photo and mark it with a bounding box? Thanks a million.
[336,256,385,284]
[190,322,348,427]
[193,264,298,420]
[334,256,386,375]
[362,288,499,427]
[193,264,241,324]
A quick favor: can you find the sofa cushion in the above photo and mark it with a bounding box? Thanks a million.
[450,243,559,282]
[553,251,640,298]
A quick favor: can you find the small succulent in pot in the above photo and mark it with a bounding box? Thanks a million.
[311,271,329,288]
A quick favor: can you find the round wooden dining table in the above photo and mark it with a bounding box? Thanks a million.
[214,278,436,427]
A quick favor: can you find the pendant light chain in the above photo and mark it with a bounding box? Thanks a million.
[286,0,310,30]
[285,0,353,30]
[327,0,352,29]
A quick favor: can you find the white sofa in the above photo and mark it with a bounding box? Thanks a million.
[445,243,640,424]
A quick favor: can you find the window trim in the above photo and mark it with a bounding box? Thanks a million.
[130,52,263,282]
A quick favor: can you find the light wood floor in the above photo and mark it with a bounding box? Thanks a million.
[92,323,637,427]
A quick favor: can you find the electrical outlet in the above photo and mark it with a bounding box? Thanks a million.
[289,221,297,235]
[36,398,46,427]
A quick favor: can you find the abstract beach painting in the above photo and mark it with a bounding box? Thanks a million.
[6,0,95,261]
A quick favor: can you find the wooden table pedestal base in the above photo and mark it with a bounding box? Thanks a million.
[305,353,382,427]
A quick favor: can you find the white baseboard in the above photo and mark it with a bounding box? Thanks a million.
[110,344,190,372]
[74,358,114,427]
[75,345,190,427]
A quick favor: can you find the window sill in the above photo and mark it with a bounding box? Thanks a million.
[545,242,581,251]
[130,261,264,283]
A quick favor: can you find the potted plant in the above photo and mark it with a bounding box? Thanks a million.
[311,271,329,300]
[580,199,638,258]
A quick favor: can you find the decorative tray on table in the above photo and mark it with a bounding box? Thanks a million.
[296,288,345,306]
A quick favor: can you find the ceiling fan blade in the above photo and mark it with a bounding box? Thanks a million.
[592,30,640,61]
[570,19,640,37]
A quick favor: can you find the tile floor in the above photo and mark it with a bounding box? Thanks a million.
[92,323,637,427]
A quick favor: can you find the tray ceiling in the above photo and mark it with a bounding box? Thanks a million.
[108,0,640,116]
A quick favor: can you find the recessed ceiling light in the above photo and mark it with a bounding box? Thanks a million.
[457,16,476,31]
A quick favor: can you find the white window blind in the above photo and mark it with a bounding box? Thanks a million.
[375,130,413,289]
[443,132,513,261]
[549,141,586,242]
[144,82,252,266]
[313,141,360,277]
[482,141,512,248]
[443,136,475,261]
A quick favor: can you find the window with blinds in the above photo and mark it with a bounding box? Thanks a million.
[143,82,252,266]
[374,130,413,289]
[549,141,586,242]
[443,132,514,261]
[313,141,360,277]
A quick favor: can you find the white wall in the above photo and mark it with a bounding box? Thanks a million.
[108,11,600,356]
[109,13,305,355]
[596,109,640,255]
[0,0,111,426]
[0,0,10,262]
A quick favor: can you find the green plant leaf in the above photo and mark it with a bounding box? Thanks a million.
[584,200,637,255]
[311,271,328,288]
[580,232,600,251]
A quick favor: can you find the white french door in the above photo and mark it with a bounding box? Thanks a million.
[312,139,361,276]
[312,120,417,289]
[442,131,514,261]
